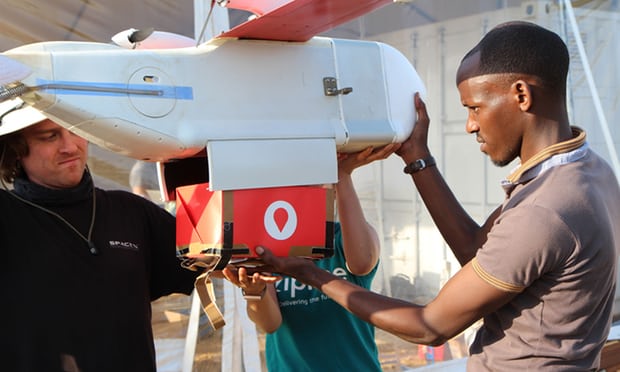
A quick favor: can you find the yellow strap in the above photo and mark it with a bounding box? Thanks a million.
[288,245,323,256]
[193,257,226,330]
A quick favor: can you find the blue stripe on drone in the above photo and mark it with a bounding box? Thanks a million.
[35,79,193,99]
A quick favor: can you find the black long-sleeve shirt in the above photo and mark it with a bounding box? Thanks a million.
[0,173,198,372]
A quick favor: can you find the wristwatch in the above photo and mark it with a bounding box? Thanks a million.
[403,156,436,174]
[242,286,266,301]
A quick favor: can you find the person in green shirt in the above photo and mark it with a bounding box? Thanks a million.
[221,144,398,371]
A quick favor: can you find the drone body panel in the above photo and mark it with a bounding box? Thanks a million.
[3,36,424,189]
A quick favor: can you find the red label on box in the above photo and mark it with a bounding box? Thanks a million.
[176,183,334,268]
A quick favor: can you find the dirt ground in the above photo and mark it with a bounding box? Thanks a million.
[152,293,469,371]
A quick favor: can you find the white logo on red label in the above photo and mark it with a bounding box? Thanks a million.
[264,201,297,240]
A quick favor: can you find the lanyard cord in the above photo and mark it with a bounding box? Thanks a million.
[0,147,98,254]
[7,184,98,255]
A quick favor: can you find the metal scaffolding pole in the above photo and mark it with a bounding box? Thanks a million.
[562,0,620,181]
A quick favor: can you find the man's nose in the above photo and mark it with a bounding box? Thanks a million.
[465,118,479,134]
[59,131,79,151]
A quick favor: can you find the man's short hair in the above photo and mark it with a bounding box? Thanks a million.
[0,132,28,184]
[458,21,569,91]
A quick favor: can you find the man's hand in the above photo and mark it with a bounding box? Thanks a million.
[251,246,318,282]
[338,143,400,177]
[396,92,432,164]
[220,264,280,296]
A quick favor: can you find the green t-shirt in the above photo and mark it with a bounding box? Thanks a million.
[265,223,381,372]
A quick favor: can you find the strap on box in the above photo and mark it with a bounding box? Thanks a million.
[193,256,226,330]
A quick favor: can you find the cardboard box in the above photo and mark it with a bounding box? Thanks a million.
[176,183,335,269]
[600,340,620,371]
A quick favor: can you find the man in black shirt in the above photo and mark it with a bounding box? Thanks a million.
[0,98,199,372]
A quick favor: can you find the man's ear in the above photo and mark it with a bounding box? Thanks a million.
[512,80,532,112]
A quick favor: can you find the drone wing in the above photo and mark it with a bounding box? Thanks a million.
[221,0,292,16]
[218,0,391,42]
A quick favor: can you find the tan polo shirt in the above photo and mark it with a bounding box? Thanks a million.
[468,140,620,371]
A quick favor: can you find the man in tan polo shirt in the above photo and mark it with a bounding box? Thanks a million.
[248,21,620,371]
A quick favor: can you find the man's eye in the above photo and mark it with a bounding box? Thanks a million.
[41,133,58,141]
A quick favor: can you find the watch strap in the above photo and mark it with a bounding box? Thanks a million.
[242,286,266,301]
[403,156,436,174]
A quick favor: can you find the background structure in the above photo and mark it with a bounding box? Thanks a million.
[2,1,618,370]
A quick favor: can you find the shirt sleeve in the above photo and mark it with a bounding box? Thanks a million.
[142,199,199,299]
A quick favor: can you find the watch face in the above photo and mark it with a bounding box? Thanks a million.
[414,159,425,170]
[406,159,423,173]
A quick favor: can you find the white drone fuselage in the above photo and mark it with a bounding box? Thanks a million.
[3,36,425,190]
